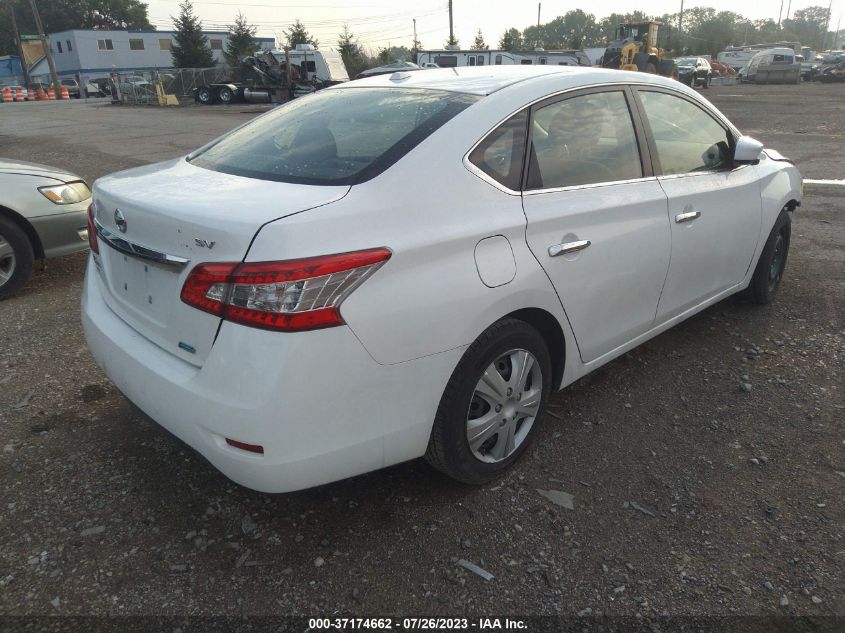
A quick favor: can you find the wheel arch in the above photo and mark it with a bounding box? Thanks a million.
[503,307,566,389]
[0,204,44,259]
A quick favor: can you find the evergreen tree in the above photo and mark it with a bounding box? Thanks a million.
[224,12,258,66]
[171,0,215,68]
[285,19,319,48]
[337,25,367,77]
[498,28,523,50]
[471,29,488,50]
[445,34,459,47]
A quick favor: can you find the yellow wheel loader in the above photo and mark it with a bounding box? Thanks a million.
[602,21,678,79]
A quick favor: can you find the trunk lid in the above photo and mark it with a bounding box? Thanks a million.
[91,158,349,365]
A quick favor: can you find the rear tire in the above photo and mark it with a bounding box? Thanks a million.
[196,86,214,105]
[0,217,34,300]
[746,210,791,305]
[425,318,552,485]
[218,86,234,104]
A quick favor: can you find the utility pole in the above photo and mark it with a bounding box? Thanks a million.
[822,0,833,50]
[448,0,453,46]
[6,2,31,88]
[786,0,792,22]
[413,17,417,57]
[777,0,783,28]
[536,3,541,48]
[27,0,60,95]
[679,0,684,54]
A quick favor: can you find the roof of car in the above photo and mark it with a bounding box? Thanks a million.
[335,65,678,96]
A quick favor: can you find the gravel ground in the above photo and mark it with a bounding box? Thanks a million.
[0,83,843,622]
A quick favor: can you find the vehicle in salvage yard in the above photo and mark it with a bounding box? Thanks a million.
[1,160,91,299]
[675,56,712,88]
[819,60,845,82]
[81,66,802,493]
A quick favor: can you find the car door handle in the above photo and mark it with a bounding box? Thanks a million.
[675,210,701,223]
[548,239,591,257]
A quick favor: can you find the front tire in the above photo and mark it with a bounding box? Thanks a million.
[747,210,791,305]
[0,217,35,300]
[425,318,552,484]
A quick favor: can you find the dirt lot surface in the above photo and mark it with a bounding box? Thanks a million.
[0,83,843,624]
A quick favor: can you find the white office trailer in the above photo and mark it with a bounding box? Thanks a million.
[417,48,592,68]
[28,29,275,82]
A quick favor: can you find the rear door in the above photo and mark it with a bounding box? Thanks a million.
[632,88,762,321]
[521,86,671,363]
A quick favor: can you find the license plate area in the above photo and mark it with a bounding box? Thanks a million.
[109,252,179,327]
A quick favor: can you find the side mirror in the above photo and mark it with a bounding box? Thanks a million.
[733,135,764,165]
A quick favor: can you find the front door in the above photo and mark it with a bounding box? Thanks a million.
[633,88,762,321]
[521,88,671,363]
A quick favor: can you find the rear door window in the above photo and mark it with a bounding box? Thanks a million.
[527,91,643,189]
[468,111,527,191]
[190,88,479,185]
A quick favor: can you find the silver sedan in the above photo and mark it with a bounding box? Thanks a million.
[0,159,91,298]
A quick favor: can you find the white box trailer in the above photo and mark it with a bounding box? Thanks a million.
[417,49,590,68]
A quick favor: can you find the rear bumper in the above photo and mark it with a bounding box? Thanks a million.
[81,258,461,493]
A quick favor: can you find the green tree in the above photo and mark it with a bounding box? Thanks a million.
[524,10,601,49]
[285,19,318,48]
[471,29,488,50]
[224,12,257,66]
[0,0,153,55]
[599,11,650,42]
[171,0,215,68]
[337,24,367,76]
[445,34,459,47]
[498,28,523,50]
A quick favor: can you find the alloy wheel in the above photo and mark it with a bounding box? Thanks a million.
[0,234,16,288]
[466,349,543,463]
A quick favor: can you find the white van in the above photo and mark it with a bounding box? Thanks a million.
[740,47,800,84]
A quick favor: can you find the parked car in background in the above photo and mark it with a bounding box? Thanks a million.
[60,78,80,98]
[82,66,801,493]
[0,159,91,298]
[675,56,711,88]
[709,60,736,77]
[355,61,421,79]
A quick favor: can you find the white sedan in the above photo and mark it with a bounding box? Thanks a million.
[81,66,801,493]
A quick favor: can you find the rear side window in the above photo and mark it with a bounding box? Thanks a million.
[468,111,527,191]
[638,90,732,175]
[189,88,480,185]
[527,91,642,190]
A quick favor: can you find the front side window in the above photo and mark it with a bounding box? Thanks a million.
[190,88,480,185]
[638,90,733,175]
[468,111,527,190]
[527,91,642,190]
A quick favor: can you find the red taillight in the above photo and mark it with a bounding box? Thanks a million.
[87,203,99,254]
[180,248,392,332]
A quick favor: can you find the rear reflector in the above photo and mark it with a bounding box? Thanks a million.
[87,202,99,254]
[225,438,264,454]
[181,248,392,332]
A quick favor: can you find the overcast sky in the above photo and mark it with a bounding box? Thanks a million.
[144,0,842,52]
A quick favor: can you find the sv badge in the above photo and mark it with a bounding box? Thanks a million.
[194,239,216,249]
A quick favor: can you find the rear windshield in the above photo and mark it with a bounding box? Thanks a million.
[189,88,480,185]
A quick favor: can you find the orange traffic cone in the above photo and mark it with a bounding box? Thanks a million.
[1,86,12,103]
[47,86,56,100]
[15,87,25,101]
[60,85,70,100]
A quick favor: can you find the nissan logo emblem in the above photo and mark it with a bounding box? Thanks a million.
[114,208,127,233]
